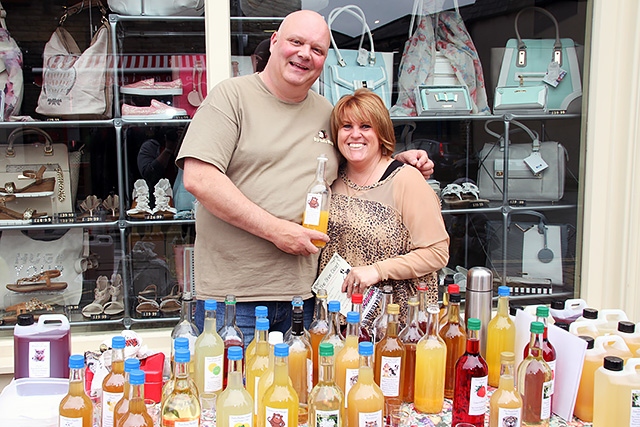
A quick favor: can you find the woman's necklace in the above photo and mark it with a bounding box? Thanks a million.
[345,157,384,198]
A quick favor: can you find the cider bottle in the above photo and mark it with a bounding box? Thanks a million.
[372,285,393,344]
[302,154,330,248]
[247,318,271,425]
[347,342,384,427]
[398,297,423,403]
[414,304,446,414]
[161,348,201,426]
[59,355,93,427]
[219,295,245,389]
[259,343,299,427]
[439,290,466,399]
[308,343,345,427]
[217,346,253,427]
[102,336,126,427]
[309,289,329,386]
[285,296,310,342]
[114,358,141,427]
[335,311,361,408]
[522,306,556,400]
[246,305,268,362]
[119,370,153,427]
[170,292,199,375]
[194,299,225,400]
[286,310,313,424]
[374,303,405,421]
[517,321,552,427]
[487,286,516,387]
[489,351,522,427]
[162,337,198,402]
[350,293,372,343]
[256,331,285,422]
[321,300,345,355]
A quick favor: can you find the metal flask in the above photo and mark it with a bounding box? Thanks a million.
[464,266,493,357]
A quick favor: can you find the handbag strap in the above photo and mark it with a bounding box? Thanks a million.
[59,0,107,25]
[5,128,54,158]
[327,5,376,67]
[514,7,563,66]
[484,119,540,152]
[507,210,548,234]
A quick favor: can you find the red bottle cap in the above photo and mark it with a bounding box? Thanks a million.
[447,284,460,294]
[351,293,363,304]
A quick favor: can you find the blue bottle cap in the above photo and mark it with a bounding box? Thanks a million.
[129,369,145,386]
[112,336,126,349]
[228,346,243,361]
[328,300,340,313]
[124,358,140,373]
[498,286,510,297]
[174,348,191,363]
[274,343,289,357]
[358,341,373,356]
[292,296,303,307]
[256,318,270,331]
[68,354,85,369]
[346,311,360,324]
[255,305,268,318]
[174,337,189,349]
[204,299,217,311]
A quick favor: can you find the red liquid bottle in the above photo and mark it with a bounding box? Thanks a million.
[522,305,557,406]
[218,295,244,388]
[351,293,372,343]
[452,318,488,427]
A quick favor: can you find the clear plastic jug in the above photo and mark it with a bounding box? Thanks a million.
[597,309,629,335]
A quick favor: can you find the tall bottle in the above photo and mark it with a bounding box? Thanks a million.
[398,297,423,403]
[219,294,245,389]
[163,337,198,403]
[217,346,253,427]
[372,285,393,344]
[120,370,154,427]
[416,284,429,334]
[259,343,299,427]
[171,290,199,375]
[517,321,553,427]
[487,285,516,387]
[308,343,345,427]
[256,331,285,423]
[194,299,225,399]
[102,336,127,427]
[335,311,361,407]
[374,303,405,420]
[351,293,372,343]
[489,351,522,427]
[161,348,201,426]
[452,318,489,427]
[286,310,313,424]
[439,290,466,399]
[59,355,93,427]
[414,304,446,414]
[347,342,384,427]
[247,318,271,425]
[302,154,330,248]
[309,289,329,386]
[522,306,556,400]
[114,358,142,427]
[246,305,268,362]
[321,300,345,356]
[285,296,310,342]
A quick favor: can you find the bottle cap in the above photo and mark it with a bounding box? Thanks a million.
[204,299,217,311]
[447,284,460,294]
[68,354,85,369]
[174,348,190,363]
[407,297,419,307]
[316,289,327,298]
[603,356,624,371]
[550,300,565,310]
[500,351,515,363]
[319,342,334,357]
[382,285,393,294]
[292,296,303,307]
[467,318,481,331]
[112,336,126,349]
[255,305,268,318]
[449,293,461,303]
[174,337,189,349]
[444,275,454,285]
[130,369,145,386]
[125,358,140,373]
[582,307,598,319]
[530,321,545,334]
[555,322,570,331]
[274,343,289,357]
[256,318,270,331]
[346,311,360,324]
[268,331,284,345]
[510,305,524,316]
[618,320,636,333]
[536,305,550,318]
[328,300,340,313]
[387,303,400,315]
[16,313,34,326]
[579,335,595,349]
[351,293,363,304]
[358,341,374,356]
[498,286,510,297]
[225,295,237,304]
[228,346,243,361]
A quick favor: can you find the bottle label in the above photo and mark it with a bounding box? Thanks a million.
[498,407,522,427]
[379,356,401,397]
[254,375,261,414]
[174,420,199,427]
[101,391,124,427]
[28,341,50,378]
[203,354,224,393]
[314,409,340,427]
[59,415,84,427]
[546,359,556,394]
[631,389,640,427]
[303,193,323,226]
[266,407,289,427]
[358,410,382,427]
[541,380,552,420]
[229,412,253,427]
[307,358,313,393]
[468,375,489,416]
[344,368,359,408]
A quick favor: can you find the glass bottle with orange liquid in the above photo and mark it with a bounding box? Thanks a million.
[517,321,552,427]
[374,303,405,421]
[161,348,201,426]
[102,336,126,427]
[256,331,285,422]
[321,300,345,355]
[308,343,345,427]
[398,297,423,403]
[372,285,393,344]
[114,358,141,427]
[246,305,268,363]
[194,299,224,401]
[247,317,271,424]
[302,154,330,248]
[347,342,384,427]
[259,343,299,427]
[309,289,329,386]
[162,338,198,402]
[335,311,361,408]
[286,310,313,424]
[452,318,488,427]
[486,286,516,387]
[489,351,522,427]
[219,294,245,389]
[439,279,456,323]
[350,293,372,343]
[414,304,446,414]
[522,306,556,402]
[119,370,154,427]
[217,346,253,427]
[59,355,93,427]
[439,290,466,399]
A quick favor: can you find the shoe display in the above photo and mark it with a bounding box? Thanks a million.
[81,275,111,317]
[152,178,177,219]
[127,179,153,219]
[121,99,188,120]
[0,195,47,225]
[6,269,68,293]
[120,78,183,95]
[103,273,125,316]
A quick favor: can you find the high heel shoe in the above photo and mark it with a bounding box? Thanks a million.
[152,178,177,219]
[0,165,55,198]
[82,275,110,317]
[103,273,124,316]
[127,179,153,219]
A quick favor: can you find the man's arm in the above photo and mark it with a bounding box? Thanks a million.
[394,149,434,179]
[182,157,327,256]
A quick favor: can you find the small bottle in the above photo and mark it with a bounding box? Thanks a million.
[285,296,311,343]
[517,321,553,427]
[194,299,225,399]
[350,293,372,343]
[414,303,446,414]
[286,310,313,424]
[308,343,345,427]
[439,290,466,399]
[302,154,331,248]
[321,300,345,355]
[522,306,557,401]
[102,336,127,427]
[246,305,268,362]
[59,355,93,427]
[374,303,405,421]
[162,337,198,402]
[487,286,516,387]
[161,348,201,426]
[170,291,199,375]
[256,331,285,424]
[416,284,429,334]
[489,352,522,427]
[335,311,362,407]
[120,370,153,427]
[309,289,329,387]
[247,318,271,425]
[452,318,489,427]
[219,294,245,389]
[259,343,299,427]
[398,297,423,403]
[347,342,384,427]
[217,346,253,427]
[114,358,142,427]
[372,285,393,344]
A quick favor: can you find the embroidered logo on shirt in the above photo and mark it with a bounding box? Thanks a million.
[313,130,333,146]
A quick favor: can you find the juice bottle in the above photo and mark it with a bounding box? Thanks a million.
[102,336,126,427]
[162,337,198,402]
[347,342,384,427]
[302,154,330,247]
[217,346,253,427]
[161,348,201,426]
[439,290,466,399]
[219,295,245,389]
[308,343,345,427]
[246,305,268,362]
[414,304,446,414]
[592,356,626,427]
[119,370,154,427]
[286,310,313,424]
[256,331,285,423]
[321,300,345,355]
[452,318,488,427]
[335,311,361,408]
[59,355,93,427]
[439,282,458,325]
[522,306,556,400]
[618,358,640,426]
[574,336,599,422]
[170,293,199,376]
[259,343,299,427]
[309,290,329,386]
[350,293,372,343]
[615,320,640,354]
[374,303,404,421]
[398,297,423,403]
[489,351,522,427]
[517,321,552,427]
[372,285,393,344]
[487,286,516,387]
[114,358,141,427]
[416,284,429,334]
[247,318,270,425]
[194,299,225,400]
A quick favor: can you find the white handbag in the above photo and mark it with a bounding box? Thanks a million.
[108,0,204,16]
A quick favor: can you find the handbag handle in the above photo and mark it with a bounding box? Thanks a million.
[507,210,548,233]
[59,0,107,25]
[514,6,563,66]
[484,119,541,152]
[327,5,376,67]
[5,127,54,158]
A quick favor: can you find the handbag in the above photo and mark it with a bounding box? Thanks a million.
[415,85,472,115]
[493,84,548,114]
[477,119,568,202]
[494,7,582,114]
[0,1,23,120]
[108,0,205,16]
[36,0,113,120]
[321,5,392,108]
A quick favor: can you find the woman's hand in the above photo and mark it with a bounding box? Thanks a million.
[342,265,381,298]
